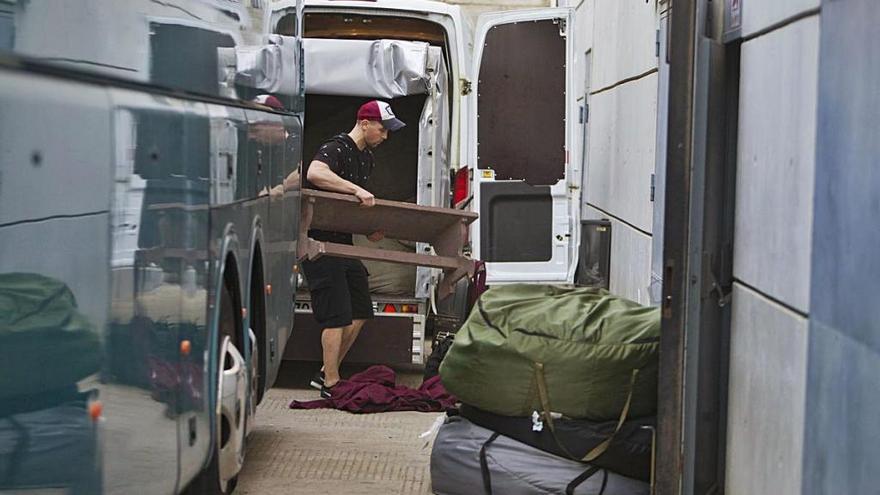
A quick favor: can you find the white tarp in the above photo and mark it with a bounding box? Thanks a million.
[234,34,301,96]
[218,35,301,97]
[304,38,432,98]
[415,45,450,298]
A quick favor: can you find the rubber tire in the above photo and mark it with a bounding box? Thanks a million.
[182,281,241,495]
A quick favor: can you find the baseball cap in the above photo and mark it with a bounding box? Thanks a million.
[253,94,285,111]
[357,100,406,131]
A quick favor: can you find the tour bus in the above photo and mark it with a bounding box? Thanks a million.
[270,0,583,366]
[0,1,304,493]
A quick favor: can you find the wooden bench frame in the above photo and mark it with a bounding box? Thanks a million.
[297,189,478,298]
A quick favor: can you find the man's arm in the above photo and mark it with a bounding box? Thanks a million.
[307,160,375,206]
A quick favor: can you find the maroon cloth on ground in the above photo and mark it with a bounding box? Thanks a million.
[289,365,457,413]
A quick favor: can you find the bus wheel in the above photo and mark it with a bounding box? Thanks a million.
[185,280,247,495]
[214,281,247,493]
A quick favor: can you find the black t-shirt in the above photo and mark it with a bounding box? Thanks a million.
[304,133,375,245]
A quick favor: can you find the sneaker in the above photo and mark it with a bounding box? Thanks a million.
[320,383,335,399]
[309,371,324,390]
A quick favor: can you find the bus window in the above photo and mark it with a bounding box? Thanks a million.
[149,23,235,98]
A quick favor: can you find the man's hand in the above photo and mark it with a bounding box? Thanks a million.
[355,188,376,207]
[367,230,385,242]
[269,184,285,199]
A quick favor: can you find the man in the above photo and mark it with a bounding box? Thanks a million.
[302,100,406,398]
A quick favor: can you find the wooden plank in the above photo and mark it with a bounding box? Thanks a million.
[303,189,477,245]
[300,239,466,272]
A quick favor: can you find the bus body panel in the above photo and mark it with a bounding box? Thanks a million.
[0,1,305,492]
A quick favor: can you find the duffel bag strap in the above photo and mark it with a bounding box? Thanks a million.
[479,432,501,495]
[534,362,580,461]
[533,363,640,463]
[565,465,604,495]
[582,369,639,462]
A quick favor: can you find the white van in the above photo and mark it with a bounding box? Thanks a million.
[270,0,580,365]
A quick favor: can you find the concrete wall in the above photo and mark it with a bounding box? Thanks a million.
[587,73,658,234]
[561,0,662,303]
[591,0,659,90]
[725,3,821,493]
[733,16,819,314]
[741,0,819,38]
[731,3,880,491]
[802,0,880,492]
[726,284,808,495]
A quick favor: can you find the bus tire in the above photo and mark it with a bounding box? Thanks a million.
[184,276,246,494]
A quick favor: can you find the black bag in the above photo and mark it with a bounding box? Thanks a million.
[460,404,654,481]
[423,333,455,381]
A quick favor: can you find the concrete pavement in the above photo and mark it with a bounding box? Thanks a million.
[236,362,441,495]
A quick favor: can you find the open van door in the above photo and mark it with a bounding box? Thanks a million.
[469,8,577,284]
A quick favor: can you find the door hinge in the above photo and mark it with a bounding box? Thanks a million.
[650,173,656,202]
[579,104,590,124]
[656,29,661,58]
[554,18,567,37]
[702,252,732,307]
[460,79,472,96]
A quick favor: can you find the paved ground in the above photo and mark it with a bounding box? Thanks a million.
[236,361,441,495]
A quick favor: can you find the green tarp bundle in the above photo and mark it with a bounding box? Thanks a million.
[0,273,101,399]
[440,284,660,421]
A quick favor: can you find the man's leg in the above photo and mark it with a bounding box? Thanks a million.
[338,319,366,367]
[321,326,345,388]
[342,260,373,368]
[302,256,351,390]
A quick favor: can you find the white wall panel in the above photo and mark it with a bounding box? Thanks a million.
[586,73,657,233]
[742,0,820,37]
[726,283,808,495]
[584,206,653,305]
[734,16,819,312]
[592,0,658,90]
[570,0,594,101]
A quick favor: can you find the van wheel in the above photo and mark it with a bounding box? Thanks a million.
[184,281,246,494]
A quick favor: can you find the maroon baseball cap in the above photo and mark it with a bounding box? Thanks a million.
[253,94,285,111]
[357,100,406,131]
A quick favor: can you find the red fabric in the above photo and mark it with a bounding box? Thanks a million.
[289,365,457,413]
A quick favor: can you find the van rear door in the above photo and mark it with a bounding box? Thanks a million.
[468,8,577,284]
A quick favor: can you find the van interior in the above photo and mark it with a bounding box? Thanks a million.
[278,12,453,297]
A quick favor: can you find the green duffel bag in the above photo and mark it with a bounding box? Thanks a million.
[0,272,101,399]
[440,284,660,422]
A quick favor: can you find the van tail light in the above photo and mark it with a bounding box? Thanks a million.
[400,304,419,314]
[382,303,397,313]
[452,166,470,208]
